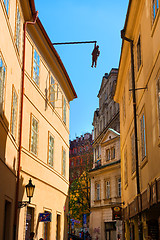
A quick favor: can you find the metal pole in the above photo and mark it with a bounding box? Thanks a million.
[52,40,97,45]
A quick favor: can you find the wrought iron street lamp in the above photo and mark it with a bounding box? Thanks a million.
[18,179,35,208]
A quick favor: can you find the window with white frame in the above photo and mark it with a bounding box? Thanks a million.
[105,180,110,199]
[158,77,160,136]
[117,178,121,197]
[62,148,66,177]
[96,182,100,200]
[63,97,66,124]
[152,0,159,21]
[124,148,128,185]
[3,0,9,14]
[137,36,142,71]
[0,56,6,113]
[48,133,54,167]
[30,115,38,155]
[140,113,146,160]
[11,87,18,138]
[33,49,40,85]
[49,75,55,107]
[15,5,21,51]
[131,132,136,173]
[106,149,110,161]
[111,147,115,159]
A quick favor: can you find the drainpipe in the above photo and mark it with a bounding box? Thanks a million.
[13,11,38,240]
[121,29,143,240]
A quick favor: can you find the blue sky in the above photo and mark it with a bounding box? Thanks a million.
[34,0,129,140]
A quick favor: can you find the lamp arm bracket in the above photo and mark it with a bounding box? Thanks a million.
[18,201,29,208]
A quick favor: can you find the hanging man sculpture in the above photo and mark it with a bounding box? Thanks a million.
[91,43,100,68]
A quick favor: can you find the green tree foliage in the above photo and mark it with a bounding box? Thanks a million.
[69,171,90,223]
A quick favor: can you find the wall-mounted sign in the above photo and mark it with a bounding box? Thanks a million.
[39,213,52,222]
[112,206,122,220]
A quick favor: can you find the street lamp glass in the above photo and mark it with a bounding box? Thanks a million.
[25,179,35,198]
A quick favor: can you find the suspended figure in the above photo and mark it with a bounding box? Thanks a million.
[91,43,100,68]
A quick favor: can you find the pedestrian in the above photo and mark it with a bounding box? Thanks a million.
[29,232,35,240]
[39,238,44,240]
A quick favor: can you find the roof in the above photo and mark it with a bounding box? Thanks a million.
[29,0,77,99]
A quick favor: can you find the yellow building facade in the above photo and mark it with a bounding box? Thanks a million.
[114,0,160,239]
[0,0,77,239]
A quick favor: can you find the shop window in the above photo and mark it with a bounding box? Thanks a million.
[56,214,61,240]
[25,207,34,240]
[3,200,11,240]
[44,211,51,240]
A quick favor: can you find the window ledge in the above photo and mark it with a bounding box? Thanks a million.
[140,156,148,169]
[131,171,136,180]
[124,183,128,190]
[136,64,143,82]
[94,199,101,203]
[151,9,160,37]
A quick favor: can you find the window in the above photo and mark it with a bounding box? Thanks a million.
[96,183,100,200]
[111,147,115,159]
[122,89,126,122]
[63,97,66,124]
[3,0,9,14]
[49,75,55,107]
[30,115,38,155]
[152,0,159,21]
[33,49,40,85]
[117,178,121,197]
[62,148,66,177]
[131,132,136,173]
[3,200,11,240]
[11,86,18,138]
[129,66,132,99]
[44,211,51,240]
[15,5,21,51]
[106,180,110,199]
[106,149,110,161]
[140,113,146,160]
[0,56,6,113]
[137,36,142,71]
[157,77,160,136]
[25,207,34,240]
[48,133,54,167]
[124,148,128,185]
